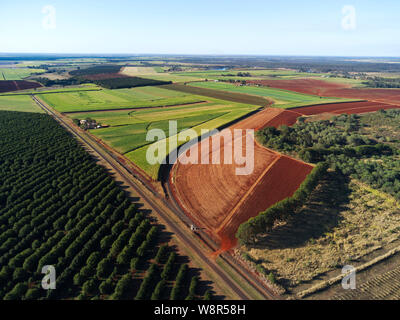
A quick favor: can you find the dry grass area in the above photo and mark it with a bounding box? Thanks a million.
[241,172,400,291]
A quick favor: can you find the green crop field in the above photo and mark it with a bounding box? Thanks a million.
[189,81,355,108]
[37,86,205,112]
[0,95,43,113]
[0,68,46,80]
[69,99,257,179]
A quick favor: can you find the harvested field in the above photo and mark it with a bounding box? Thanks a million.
[0,80,41,93]
[247,78,400,105]
[62,100,208,114]
[162,83,273,106]
[171,99,400,250]
[170,107,313,249]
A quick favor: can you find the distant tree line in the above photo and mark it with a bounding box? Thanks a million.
[92,77,171,89]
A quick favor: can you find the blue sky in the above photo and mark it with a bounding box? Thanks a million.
[1,0,400,56]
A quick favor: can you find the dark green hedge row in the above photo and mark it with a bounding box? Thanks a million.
[69,65,122,76]
[236,162,328,245]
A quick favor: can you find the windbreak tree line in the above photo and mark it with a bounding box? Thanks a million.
[0,111,209,300]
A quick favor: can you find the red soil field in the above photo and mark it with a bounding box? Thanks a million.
[332,104,400,114]
[170,107,313,250]
[0,80,41,93]
[82,73,129,80]
[171,80,400,252]
[248,79,352,97]
[248,78,400,105]
[293,101,400,115]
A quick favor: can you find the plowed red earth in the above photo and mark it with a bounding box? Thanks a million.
[170,108,314,250]
[171,79,400,252]
[0,80,41,93]
[247,79,400,105]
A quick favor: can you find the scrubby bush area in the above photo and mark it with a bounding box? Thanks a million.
[92,77,171,89]
[256,111,400,200]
